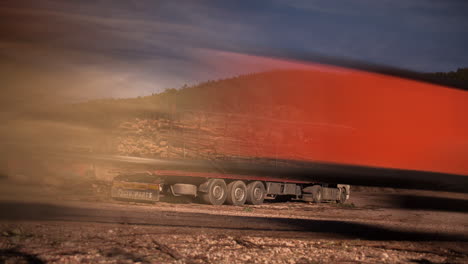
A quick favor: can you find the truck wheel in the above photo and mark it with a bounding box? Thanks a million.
[337,188,347,204]
[311,185,322,203]
[201,179,227,205]
[246,181,265,205]
[225,181,247,206]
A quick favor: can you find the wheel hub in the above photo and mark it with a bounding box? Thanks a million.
[234,187,245,201]
[212,185,224,200]
[253,187,262,200]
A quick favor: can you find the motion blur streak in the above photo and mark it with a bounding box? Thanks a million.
[0,0,467,191]
[195,55,468,176]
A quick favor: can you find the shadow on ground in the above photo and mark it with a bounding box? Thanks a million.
[0,201,466,242]
[394,195,468,213]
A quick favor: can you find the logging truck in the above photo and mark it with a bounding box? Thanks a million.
[110,109,351,205]
[111,171,350,205]
[106,61,468,205]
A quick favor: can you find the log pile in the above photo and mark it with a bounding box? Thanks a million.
[112,111,291,162]
[114,115,228,160]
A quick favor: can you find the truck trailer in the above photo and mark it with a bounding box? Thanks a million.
[111,170,350,205]
[109,109,352,205]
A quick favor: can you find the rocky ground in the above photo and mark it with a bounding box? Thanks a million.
[0,180,467,264]
[1,222,466,264]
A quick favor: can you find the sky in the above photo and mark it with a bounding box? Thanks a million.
[1,0,468,101]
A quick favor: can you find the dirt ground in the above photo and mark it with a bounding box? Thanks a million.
[0,180,467,264]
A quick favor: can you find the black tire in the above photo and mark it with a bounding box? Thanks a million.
[311,185,322,203]
[337,188,347,204]
[201,179,227,205]
[225,181,247,206]
[246,181,266,205]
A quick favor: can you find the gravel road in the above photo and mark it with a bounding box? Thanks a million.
[0,181,467,263]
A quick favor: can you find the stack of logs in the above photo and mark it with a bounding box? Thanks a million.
[115,116,227,160]
[113,111,287,162]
